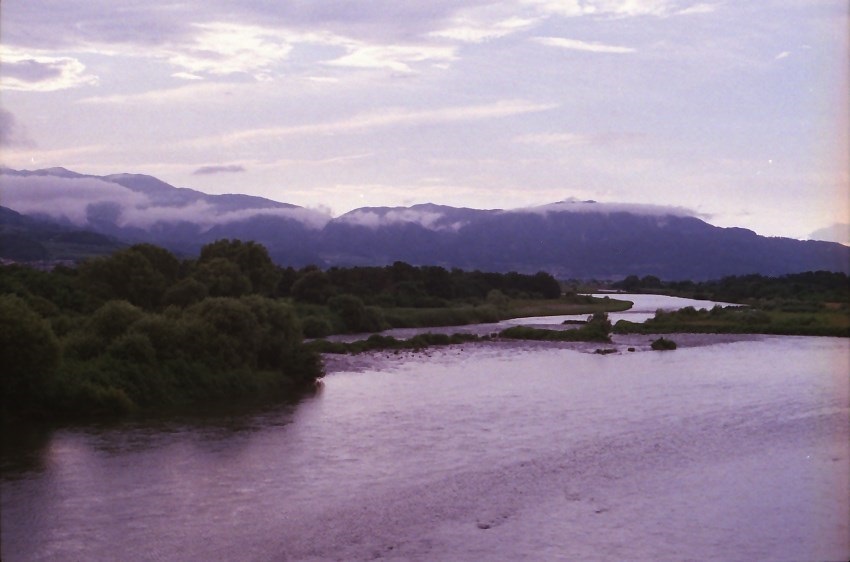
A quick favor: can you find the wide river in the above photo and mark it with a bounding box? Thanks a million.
[2,296,849,561]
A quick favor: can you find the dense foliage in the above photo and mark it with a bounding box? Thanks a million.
[610,271,850,338]
[614,304,850,337]
[292,262,563,306]
[0,240,567,419]
[0,241,323,420]
[498,312,613,343]
[612,271,850,306]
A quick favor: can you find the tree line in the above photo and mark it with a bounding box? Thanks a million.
[612,271,850,307]
[0,239,563,420]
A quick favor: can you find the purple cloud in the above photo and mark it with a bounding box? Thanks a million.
[192,164,247,175]
[0,108,34,147]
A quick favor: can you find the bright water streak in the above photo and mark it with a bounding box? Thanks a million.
[2,336,849,561]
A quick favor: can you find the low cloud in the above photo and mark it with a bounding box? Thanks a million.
[1,175,147,225]
[192,164,247,175]
[0,173,330,230]
[512,199,698,218]
[337,208,464,231]
[808,223,850,246]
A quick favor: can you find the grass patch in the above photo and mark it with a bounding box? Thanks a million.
[614,305,850,338]
[305,332,484,354]
[498,312,613,343]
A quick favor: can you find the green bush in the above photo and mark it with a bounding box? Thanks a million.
[0,295,60,412]
[301,315,334,338]
[90,300,145,342]
[651,337,677,350]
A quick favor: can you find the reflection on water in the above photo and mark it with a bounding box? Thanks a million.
[2,336,849,561]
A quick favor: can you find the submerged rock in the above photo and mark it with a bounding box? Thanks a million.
[651,337,677,351]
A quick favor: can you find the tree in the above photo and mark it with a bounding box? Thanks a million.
[192,257,252,297]
[240,295,302,370]
[186,297,260,369]
[78,248,168,309]
[291,269,335,304]
[531,271,562,299]
[0,295,60,411]
[199,239,280,295]
[90,300,145,343]
[328,294,382,333]
[128,243,181,284]
[163,277,208,308]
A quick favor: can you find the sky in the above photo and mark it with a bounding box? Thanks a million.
[1,0,848,242]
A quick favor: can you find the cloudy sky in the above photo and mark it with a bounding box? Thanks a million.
[1,0,847,241]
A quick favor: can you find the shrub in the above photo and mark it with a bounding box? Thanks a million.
[89,300,145,342]
[0,295,60,411]
[301,315,334,338]
[651,337,677,350]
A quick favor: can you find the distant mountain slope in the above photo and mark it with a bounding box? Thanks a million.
[1,166,325,263]
[2,167,848,279]
[0,206,125,262]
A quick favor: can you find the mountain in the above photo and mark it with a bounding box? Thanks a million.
[317,202,849,279]
[2,167,848,279]
[1,166,325,264]
[0,205,125,262]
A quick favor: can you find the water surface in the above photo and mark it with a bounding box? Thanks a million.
[2,335,848,561]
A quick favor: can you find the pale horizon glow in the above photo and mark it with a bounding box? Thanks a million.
[0,0,848,243]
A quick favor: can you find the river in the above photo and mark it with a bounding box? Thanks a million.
[2,297,848,561]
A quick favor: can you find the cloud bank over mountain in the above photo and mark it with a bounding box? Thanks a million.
[2,167,848,279]
[809,223,850,246]
[511,199,700,218]
[1,172,331,231]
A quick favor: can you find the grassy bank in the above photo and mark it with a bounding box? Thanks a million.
[613,305,850,338]
[306,332,485,354]
[296,294,633,337]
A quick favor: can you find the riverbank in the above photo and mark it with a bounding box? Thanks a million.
[319,332,769,375]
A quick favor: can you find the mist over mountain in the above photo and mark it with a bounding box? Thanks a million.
[2,167,848,279]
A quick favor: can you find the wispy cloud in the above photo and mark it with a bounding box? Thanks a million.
[524,0,679,18]
[677,3,718,16]
[172,72,204,80]
[325,43,456,73]
[0,108,35,148]
[515,132,593,146]
[431,15,539,43]
[0,47,98,91]
[193,164,247,175]
[78,82,242,105]
[183,100,558,148]
[164,22,293,79]
[534,37,636,54]
[515,131,644,146]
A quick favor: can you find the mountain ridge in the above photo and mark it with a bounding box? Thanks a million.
[2,167,848,279]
